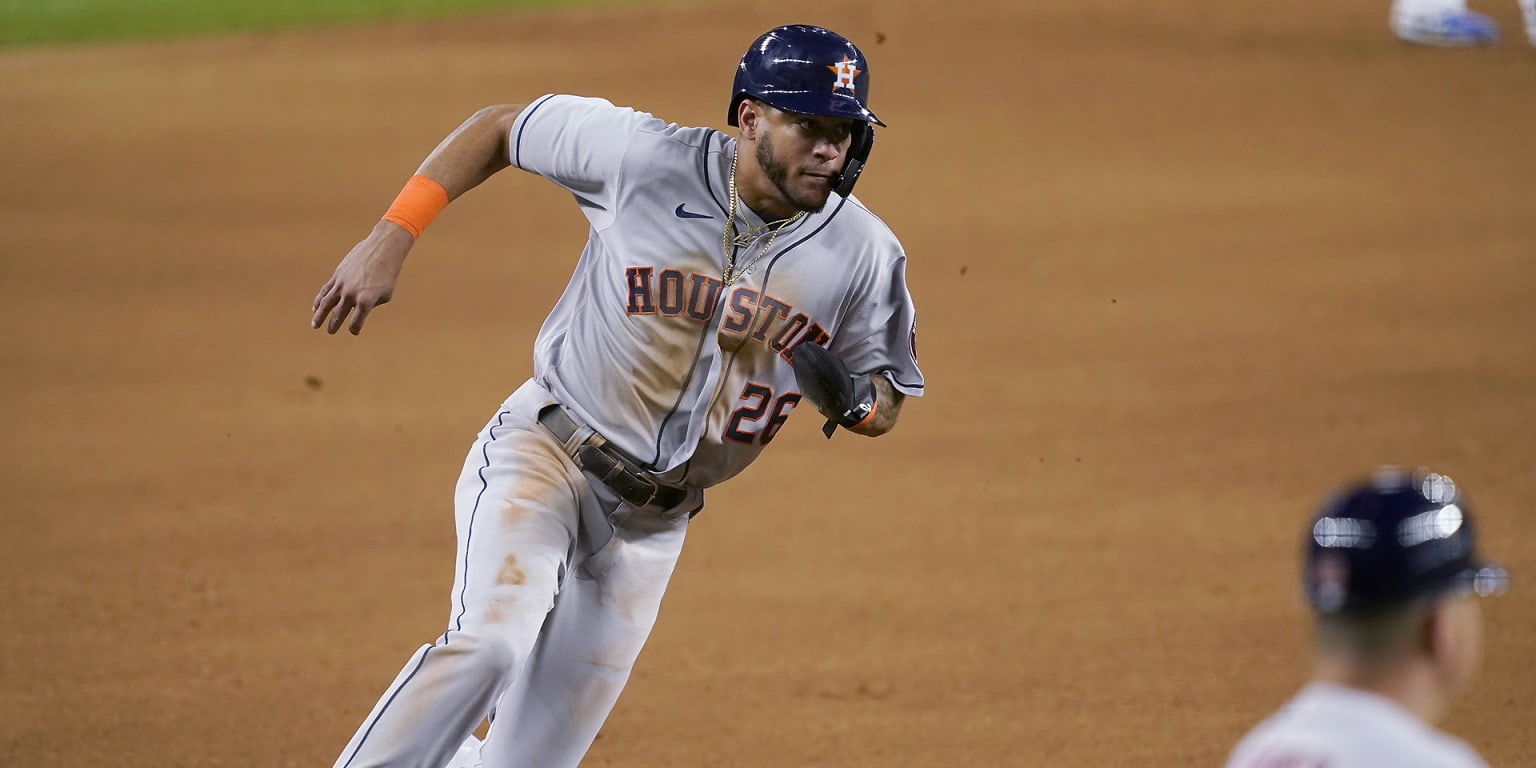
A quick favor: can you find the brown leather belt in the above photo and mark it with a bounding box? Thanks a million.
[536,404,689,510]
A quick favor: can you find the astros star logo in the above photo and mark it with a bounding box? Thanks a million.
[827,55,860,92]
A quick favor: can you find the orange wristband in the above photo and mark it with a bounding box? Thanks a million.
[851,397,879,429]
[381,174,450,239]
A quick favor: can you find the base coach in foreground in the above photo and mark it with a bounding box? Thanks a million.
[1225,467,1509,768]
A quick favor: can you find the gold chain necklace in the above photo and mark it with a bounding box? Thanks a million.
[722,150,804,285]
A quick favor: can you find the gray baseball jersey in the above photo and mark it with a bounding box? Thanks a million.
[1225,683,1490,768]
[510,94,924,488]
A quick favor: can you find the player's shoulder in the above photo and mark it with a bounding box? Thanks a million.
[555,96,722,154]
[522,94,665,135]
[822,194,906,262]
[1225,685,1489,768]
[522,94,704,138]
[1224,701,1322,768]
[1417,732,1491,768]
[521,93,725,169]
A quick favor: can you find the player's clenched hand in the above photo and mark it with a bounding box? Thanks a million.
[311,222,413,335]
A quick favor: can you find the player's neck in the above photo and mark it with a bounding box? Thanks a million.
[742,198,789,226]
[737,185,795,222]
[732,154,797,222]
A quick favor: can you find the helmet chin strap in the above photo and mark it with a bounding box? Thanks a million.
[833,155,865,198]
[832,124,875,198]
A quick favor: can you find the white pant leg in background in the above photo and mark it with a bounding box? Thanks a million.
[335,381,616,768]
[478,493,691,768]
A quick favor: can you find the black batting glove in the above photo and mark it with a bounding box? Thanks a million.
[790,342,879,438]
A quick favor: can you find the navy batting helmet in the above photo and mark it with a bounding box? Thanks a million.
[727,24,884,127]
[1304,467,1508,615]
[728,24,883,197]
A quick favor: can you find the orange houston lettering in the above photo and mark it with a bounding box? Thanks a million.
[687,273,724,321]
[781,322,829,362]
[722,287,757,333]
[622,267,824,357]
[625,267,656,314]
[748,294,792,342]
[770,313,809,353]
[657,269,686,316]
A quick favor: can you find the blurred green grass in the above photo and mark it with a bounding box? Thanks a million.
[0,0,604,47]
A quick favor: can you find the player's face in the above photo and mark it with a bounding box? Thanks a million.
[755,107,857,214]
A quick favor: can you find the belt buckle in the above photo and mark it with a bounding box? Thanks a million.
[577,444,660,507]
[629,482,659,508]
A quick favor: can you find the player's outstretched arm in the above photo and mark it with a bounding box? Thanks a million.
[311,103,526,335]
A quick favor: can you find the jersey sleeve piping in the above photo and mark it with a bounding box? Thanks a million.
[878,371,925,394]
[698,132,729,214]
[510,94,559,171]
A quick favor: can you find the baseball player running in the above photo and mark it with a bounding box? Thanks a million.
[1225,467,1509,768]
[310,24,923,768]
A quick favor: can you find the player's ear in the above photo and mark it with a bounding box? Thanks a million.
[738,99,762,140]
[1424,597,1471,680]
[1424,599,1452,661]
[1428,596,1483,689]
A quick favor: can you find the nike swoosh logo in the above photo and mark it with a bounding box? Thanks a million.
[674,203,713,219]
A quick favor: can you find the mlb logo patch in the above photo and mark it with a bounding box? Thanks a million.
[827,55,861,91]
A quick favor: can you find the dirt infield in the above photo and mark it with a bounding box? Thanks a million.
[3,0,1534,765]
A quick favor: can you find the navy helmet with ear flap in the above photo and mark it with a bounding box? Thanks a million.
[728,24,884,197]
[728,24,884,127]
